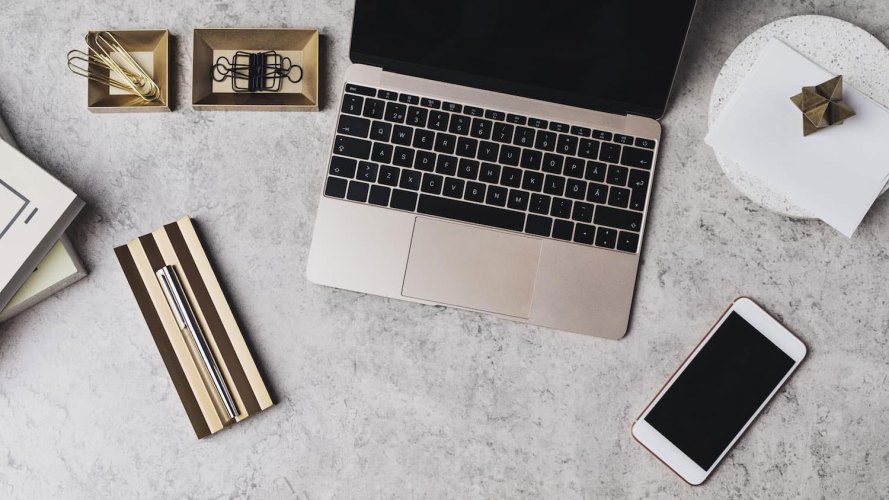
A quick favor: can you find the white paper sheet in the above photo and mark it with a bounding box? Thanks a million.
[705,38,889,237]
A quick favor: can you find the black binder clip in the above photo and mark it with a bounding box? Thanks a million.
[212,51,303,92]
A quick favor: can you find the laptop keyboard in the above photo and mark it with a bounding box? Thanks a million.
[323,83,657,254]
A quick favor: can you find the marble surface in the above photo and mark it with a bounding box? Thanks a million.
[1,0,888,498]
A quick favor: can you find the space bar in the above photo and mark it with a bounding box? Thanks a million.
[417,195,526,232]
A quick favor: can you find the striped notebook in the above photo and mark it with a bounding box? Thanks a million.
[115,217,273,438]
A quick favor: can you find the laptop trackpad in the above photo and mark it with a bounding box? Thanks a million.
[402,218,541,318]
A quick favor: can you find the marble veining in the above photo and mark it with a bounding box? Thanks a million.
[0,0,888,498]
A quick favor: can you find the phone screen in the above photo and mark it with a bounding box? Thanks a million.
[644,312,795,470]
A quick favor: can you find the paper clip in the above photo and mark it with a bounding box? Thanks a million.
[66,31,162,103]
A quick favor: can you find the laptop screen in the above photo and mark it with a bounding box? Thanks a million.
[351,0,697,119]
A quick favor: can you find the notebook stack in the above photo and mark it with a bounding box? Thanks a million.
[0,112,86,322]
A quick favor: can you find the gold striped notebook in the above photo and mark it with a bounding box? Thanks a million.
[115,216,273,438]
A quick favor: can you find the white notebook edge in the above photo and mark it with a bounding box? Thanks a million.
[0,111,87,316]
[0,235,88,322]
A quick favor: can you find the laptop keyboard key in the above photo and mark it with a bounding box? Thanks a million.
[572,201,593,223]
[543,175,565,196]
[379,165,399,186]
[347,181,370,202]
[341,94,363,115]
[501,167,522,187]
[595,227,617,248]
[428,111,449,131]
[471,118,493,139]
[566,178,587,200]
[422,173,444,194]
[529,193,551,215]
[436,155,458,176]
[587,183,608,204]
[574,224,595,244]
[595,205,643,232]
[621,146,655,169]
[334,135,372,160]
[521,149,543,170]
[399,170,421,190]
[557,134,578,156]
[338,114,370,137]
[385,102,407,123]
[449,115,471,135]
[508,189,530,211]
[417,195,524,232]
[357,161,378,182]
[363,98,385,119]
[585,161,607,182]
[486,185,508,206]
[593,130,613,141]
[329,156,357,178]
[480,162,501,183]
[608,186,630,208]
[607,165,629,186]
[499,145,520,166]
[493,122,514,143]
[407,106,428,127]
[578,138,600,160]
[368,185,390,206]
[485,109,505,121]
[414,151,436,171]
[529,118,548,129]
[478,141,499,162]
[465,181,486,202]
[600,143,621,163]
[456,137,478,158]
[525,215,552,237]
[564,157,584,178]
[421,97,441,108]
[617,231,640,252]
[552,219,574,240]
[345,83,375,96]
[378,89,398,100]
[571,126,592,137]
[507,113,528,125]
[390,189,418,211]
[370,121,392,142]
[443,102,462,113]
[551,198,572,218]
[458,159,480,179]
[392,125,413,146]
[542,153,564,174]
[615,134,634,145]
[413,129,435,150]
[443,177,465,198]
[635,138,656,149]
[325,176,347,198]
[521,171,544,192]
[514,126,535,147]
[393,147,415,168]
[434,133,457,154]
[535,131,556,151]
[372,142,393,164]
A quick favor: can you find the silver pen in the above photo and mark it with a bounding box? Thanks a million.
[156,265,238,420]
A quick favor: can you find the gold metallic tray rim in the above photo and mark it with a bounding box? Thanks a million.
[192,27,320,111]
[86,28,171,113]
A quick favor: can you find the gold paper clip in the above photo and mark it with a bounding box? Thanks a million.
[66,31,161,103]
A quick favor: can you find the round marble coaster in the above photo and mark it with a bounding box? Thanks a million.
[709,15,889,219]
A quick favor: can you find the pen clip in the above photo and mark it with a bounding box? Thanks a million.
[156,266,186,329]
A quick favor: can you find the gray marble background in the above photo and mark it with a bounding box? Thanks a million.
[1,0,888,498]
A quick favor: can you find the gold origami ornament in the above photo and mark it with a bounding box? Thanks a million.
[790,75,856,136]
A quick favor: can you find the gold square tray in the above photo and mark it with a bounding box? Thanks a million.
[87,29,170,113]
[192,28,319,111]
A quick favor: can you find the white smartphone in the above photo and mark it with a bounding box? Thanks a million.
[631,297,806,485]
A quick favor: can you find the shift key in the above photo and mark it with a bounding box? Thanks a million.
[594,205,643,232]
[333,135,372,160]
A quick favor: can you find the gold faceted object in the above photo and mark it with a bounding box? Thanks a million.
[790,75,856,136]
